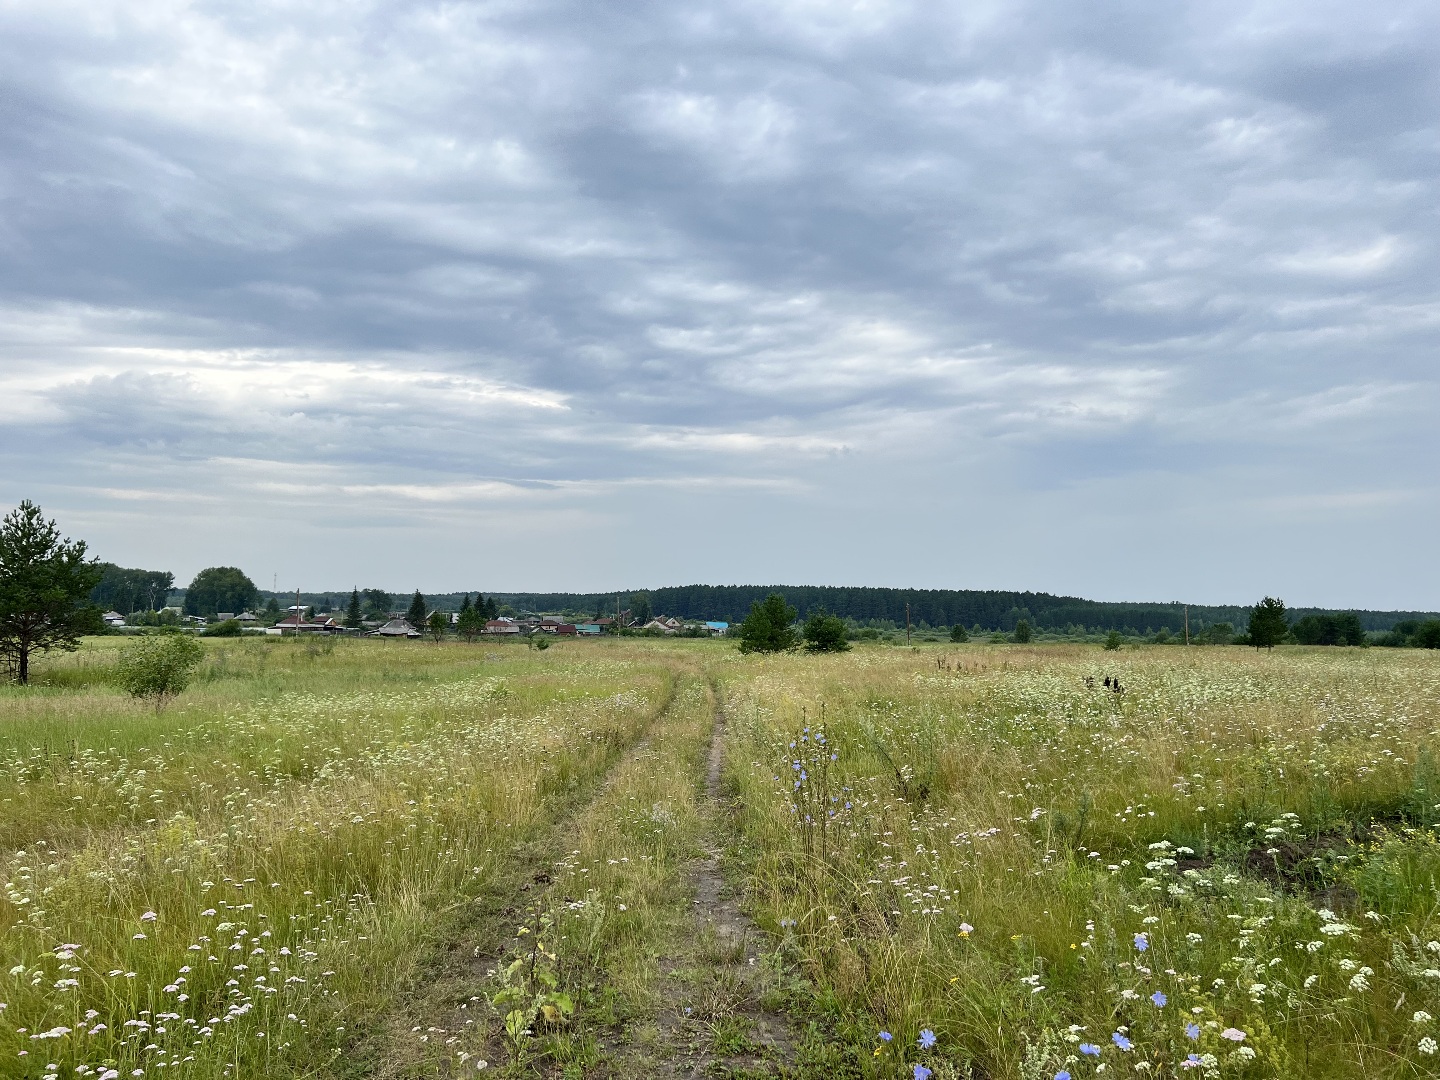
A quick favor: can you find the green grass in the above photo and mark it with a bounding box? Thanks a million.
[5,638,1440,1078]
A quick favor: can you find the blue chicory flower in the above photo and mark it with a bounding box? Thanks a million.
[1134,932,1149,952]
[879,1030,893,1043]
[1113,1032,1133,1051]
[1185,1022,1200,1040]
[1151,991,1167,1007]
[918,1029,937,1049]
[1079,1043,1101,1056]
[913,1067,932,1080]
[1056,1073,1072,1080]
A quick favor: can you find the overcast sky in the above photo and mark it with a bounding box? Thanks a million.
[2,0,1437,608]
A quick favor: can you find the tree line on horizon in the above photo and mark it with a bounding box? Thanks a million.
[6,498,1440,684]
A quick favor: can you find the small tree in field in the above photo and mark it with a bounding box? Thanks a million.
[427,610,449,643]
[1103,630,1123,651]
[345,588,363,629]
[456,595,484,643]
[407,590,427,628]
[1247,596,1289,650]
[949,624,969,643]
[0,500,103,684]
[737,594,800,654]
[116,632,204,708]
[802,609,850,652]
[1012,619,1033,644]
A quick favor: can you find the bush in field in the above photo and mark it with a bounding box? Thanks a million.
[427,610,449,643]
[116,631,204,706]
[737,593,800,654]
[1012,619,1032,644]
[949,624,969,642]
[802,609,850,652]
[1103,630,1123,650]
[202,619,243,637]
[1417,620,1440,649]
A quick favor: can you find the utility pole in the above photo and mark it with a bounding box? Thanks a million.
[906,602,911,645]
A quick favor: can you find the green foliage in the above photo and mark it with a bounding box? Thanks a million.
[345,588,363,628]
[1200,622,1234,645]
[184,566,257,618]
[1247,595,1289,650]
[426,609,449,643]
[802,609,850,652]
[456,595,485,642]
[361,588,392,619]
[0,500,103,683]
[949,624,969,643]
[406,590,427,628]
[128,608,181,628]
[1011,619,1032,644]
[90,563,173,614]
[1416,620,1440,649]
[490,914,574,1064]
[737,593,800,654]
[115,631,204,705]
[1291,611,1365,646]
[532,633,551,651]
[201,619,243,637]
[1103,630,1123,650]
[629,591,652,626]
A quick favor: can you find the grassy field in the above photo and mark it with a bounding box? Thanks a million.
[3,637,1440,1078]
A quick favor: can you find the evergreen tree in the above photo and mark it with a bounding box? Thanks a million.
[346,588,362,628]
[802,609,850,652]
[1247,596,1289,650]
[0,500,104,683]
[737,593,800,654]
[630,591,652,625]
[949,624,969,643]
[456,595,484,643]
[1012,619,1033,644]
[406,590,427,627]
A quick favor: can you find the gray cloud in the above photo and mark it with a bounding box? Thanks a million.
[1,0,1437,605]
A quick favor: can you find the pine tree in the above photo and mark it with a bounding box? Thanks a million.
[406,590,427,628]
[456,595,484,643]
[1247,597,1289,650]
[737,593,800,654]
[346,588,362,628]
[0,500,104,683]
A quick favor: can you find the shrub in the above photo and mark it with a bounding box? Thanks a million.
[949,624,969,643]
[202,619,243,637]
[1012,619,1032,644]
[115,631,204,707]
[1103,630,1123,651]
[1417,620,1440,649]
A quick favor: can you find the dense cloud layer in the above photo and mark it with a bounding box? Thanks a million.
[2,0,1437,606]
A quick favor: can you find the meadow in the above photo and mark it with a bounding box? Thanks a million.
[3,637,1439,1079]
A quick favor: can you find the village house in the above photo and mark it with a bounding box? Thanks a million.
[369,618,421,638]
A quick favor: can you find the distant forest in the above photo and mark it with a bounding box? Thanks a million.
[221,584,1439,635]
